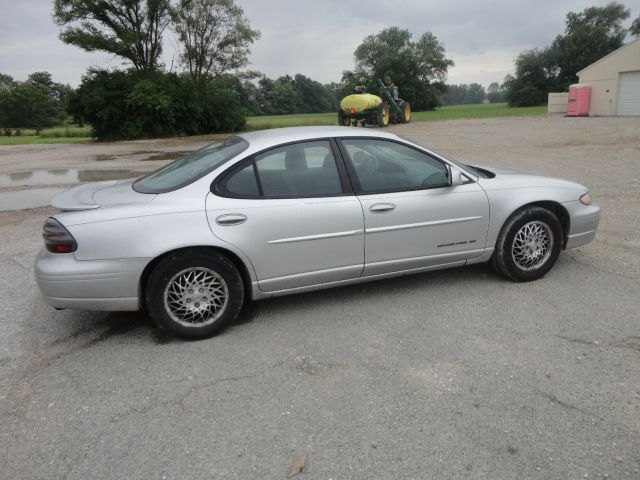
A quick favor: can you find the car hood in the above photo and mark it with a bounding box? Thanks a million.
[51,179,155,211]
[475,165,588,193]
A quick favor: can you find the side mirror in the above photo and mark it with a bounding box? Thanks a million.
[449,166,463,187]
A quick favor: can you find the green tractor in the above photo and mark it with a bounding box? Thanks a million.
[338,79,412,127]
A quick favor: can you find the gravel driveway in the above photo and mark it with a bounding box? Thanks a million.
[1,115,638,479]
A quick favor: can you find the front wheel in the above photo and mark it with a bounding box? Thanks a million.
[146,251,244,339]
[491,207,563,282]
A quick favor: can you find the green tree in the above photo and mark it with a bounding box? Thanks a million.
[27,71,75,112]
[487,82,505,103]
[345,27,453,110]
[172,0,260,84]
[69,69,245,140]
[630,15,640,36]
[0,76,13,134]
[0,81,64,133]
[53,0,172,72]
[504,2,630,106]
[442,83,486,105]
[551,2,630,88]
[0,73,14,91]
[259,76,301,115]
[289,74,334,113]
[467,83,485,104]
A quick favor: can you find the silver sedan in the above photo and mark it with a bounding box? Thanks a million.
[35,126,600,338]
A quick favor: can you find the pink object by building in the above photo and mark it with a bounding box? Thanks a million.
[566,84,591,116]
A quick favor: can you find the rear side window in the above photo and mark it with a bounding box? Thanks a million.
[217,163,259,197]
[133,136,249,194]
[255,141,342,197]
[216,140,344,198]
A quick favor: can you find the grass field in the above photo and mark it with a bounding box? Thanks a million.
[0,103,547,145]
[0,126,93,145]
[245,103,546,129]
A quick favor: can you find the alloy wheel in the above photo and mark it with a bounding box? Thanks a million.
[163,267,229,327]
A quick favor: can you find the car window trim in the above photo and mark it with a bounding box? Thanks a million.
[211,137,355,199]
[335,136,465,195]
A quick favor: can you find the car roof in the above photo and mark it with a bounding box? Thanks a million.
[236,126,402,151]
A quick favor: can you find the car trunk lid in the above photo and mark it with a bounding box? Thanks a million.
[51,179,155,211]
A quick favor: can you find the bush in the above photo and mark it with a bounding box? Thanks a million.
[69,69,246,140]
[505,82,547,107]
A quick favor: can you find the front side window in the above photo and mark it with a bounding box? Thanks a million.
[341,139,450,193]
[133,136,249,194]
[254,141,343,197]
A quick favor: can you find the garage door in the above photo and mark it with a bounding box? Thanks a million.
[618,71,640,116]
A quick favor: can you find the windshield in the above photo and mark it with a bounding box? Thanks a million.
[133,136,249,194]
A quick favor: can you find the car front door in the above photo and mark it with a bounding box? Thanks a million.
[206,139,364,292]
[338,138,490,277]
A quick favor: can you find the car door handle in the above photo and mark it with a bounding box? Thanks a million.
[215,214,247,226]
[369,203,396,214]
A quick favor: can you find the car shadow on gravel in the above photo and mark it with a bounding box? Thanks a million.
[45,263,502,345]
[44,310,180,349]
[230,263,501,328]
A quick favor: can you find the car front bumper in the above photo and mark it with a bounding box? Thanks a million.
[564,201,601,249]
[34,249,150,311]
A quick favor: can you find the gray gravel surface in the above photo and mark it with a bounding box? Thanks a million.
[0,116,639,479]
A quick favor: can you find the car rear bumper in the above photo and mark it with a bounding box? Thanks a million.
[34,249,150,311]
[564,201,601,249]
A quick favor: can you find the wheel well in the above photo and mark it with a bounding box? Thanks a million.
[138,246,254,312]
[515,201,571,248]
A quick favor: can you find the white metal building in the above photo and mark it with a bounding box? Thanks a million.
[577,37,640,116]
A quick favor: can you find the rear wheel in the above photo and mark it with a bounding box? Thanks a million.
[376,103,390,127]
[338,110,351,126]
[146,251,244,339]
[491,206,562,282]
[400,101,411,123]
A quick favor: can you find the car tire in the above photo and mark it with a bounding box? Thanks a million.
[491,206,563,282]
[146,250,244,339]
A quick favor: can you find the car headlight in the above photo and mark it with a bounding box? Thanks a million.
[580,192,592,205]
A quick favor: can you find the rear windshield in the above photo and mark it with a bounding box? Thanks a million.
[133,136,249,194]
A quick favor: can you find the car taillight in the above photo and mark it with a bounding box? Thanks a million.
[43,217,77,253]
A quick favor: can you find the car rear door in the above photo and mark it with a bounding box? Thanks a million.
[207,139,364,292]
[337,137,490,276]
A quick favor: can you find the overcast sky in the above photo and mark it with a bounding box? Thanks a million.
[1,0,638,87]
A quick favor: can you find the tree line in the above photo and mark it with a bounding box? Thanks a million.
[3,1,638,139]
[0,1,456,139]
[504,2,639,106]
[0,72,73,135]
[441,83,506,106]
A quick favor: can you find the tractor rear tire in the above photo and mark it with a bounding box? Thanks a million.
[338,111,351,127]
[376,103,390,127]
[400,101,412,123]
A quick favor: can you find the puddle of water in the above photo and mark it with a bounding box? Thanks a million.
[0,188,64,212]
[0,169,143,187]
[140,151,190,161]
[89,154,115,162]
[88,150,190,162]
[78,169,142,182]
